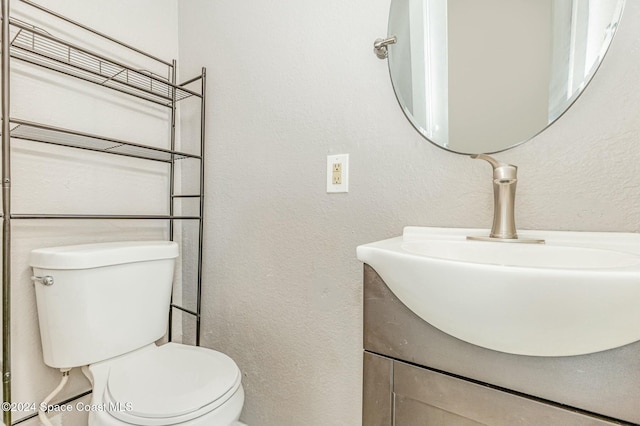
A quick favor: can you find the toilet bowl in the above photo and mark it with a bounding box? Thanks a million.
[29,241,245,426]
[84,343,244,425]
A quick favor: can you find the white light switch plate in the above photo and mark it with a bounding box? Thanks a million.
[327,154,349,193]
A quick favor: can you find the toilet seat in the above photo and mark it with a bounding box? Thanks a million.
[103,343,241,425]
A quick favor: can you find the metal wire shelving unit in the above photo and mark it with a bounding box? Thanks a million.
[1,1,207,424]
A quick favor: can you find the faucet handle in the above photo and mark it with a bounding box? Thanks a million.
[470,154,517,183]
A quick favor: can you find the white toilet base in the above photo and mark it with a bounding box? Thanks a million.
[88,384,244,426]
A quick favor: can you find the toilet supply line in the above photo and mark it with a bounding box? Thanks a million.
[38,368,71,426]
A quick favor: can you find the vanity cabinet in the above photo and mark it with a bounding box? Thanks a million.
[362,265,638,425]
[364,352,617,426]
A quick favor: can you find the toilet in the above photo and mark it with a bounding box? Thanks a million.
[30,241,245,425]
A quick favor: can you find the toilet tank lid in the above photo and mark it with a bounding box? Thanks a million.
[30,241,179,270]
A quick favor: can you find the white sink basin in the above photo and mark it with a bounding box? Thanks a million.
[357,227,640,357]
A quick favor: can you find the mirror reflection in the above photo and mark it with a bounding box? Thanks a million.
[388,0,625,154]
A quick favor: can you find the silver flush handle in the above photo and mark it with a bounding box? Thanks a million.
[31,275,54,286]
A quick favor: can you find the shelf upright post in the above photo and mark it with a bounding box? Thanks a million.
[169,59,177,240]
[168,59,177,342]
[1,0,12,424]
[196,67,206,346]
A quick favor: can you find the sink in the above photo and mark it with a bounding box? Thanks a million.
[357,227,640,357]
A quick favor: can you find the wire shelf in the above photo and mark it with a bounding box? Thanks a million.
[9,20,201,106]
[1,3,207,424]
[10,119,200,163]
[11,214,201,220]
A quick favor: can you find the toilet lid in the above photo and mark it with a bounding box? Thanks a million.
[105,343,240,424]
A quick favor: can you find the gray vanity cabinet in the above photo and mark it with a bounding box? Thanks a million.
[364,352,617,426]
[362,265,638,425]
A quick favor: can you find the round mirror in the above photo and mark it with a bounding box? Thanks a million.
[387,0,625,154]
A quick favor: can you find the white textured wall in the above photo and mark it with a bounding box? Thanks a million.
[178,0,640,425]
[4,1,179,424]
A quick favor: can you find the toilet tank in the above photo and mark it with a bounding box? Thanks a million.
[30,241,179,369]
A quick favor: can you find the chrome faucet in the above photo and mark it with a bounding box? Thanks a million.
[468,154,544,243]
[471,154,518,239]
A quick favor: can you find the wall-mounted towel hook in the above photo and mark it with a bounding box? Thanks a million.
[373,35,397,59]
